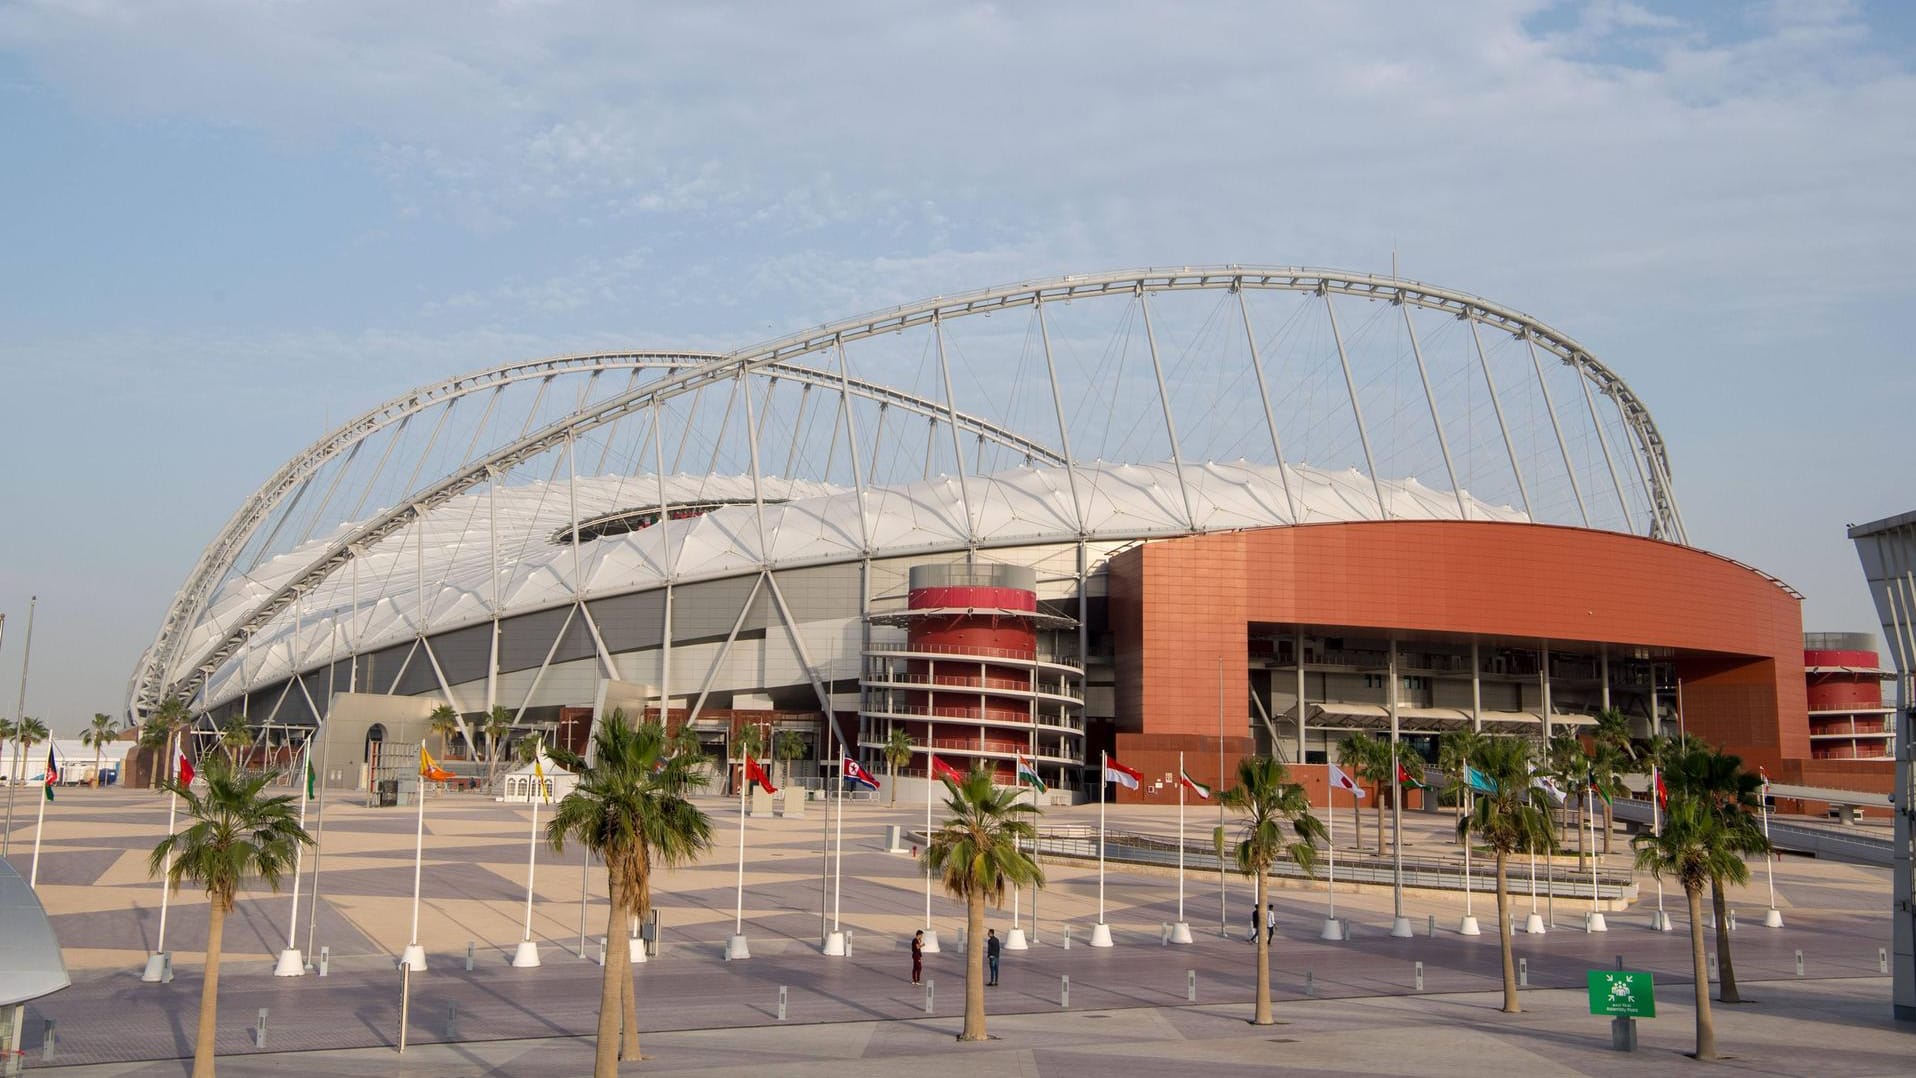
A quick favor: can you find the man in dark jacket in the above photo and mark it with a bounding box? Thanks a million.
[986,928,1002,986]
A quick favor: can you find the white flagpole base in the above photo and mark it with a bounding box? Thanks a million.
[1524,913,1547,935]
[1585,912,1609,933]
[1320,917,1345,941]
[724,934,751,960]
[1763,907,1784,928]
[629,937,647,963]
[273,948,306,977]
[823,930,847,956]
[140,953,170,983]
[919,929,941,953]
[1457,916,1481,936]
[1003,927,1028,951]
[1650,909,1673,932]
[1168,921,1193,944]
[399,944,428,971]
[511,940,542,968]
[1088,922,1114,947]
[1389,916,1414,939]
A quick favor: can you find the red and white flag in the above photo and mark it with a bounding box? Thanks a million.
[1328,763,1366,798]
[842,757,880,791]
[1103,757,1142,790]
[930,755,965,784]
[744,755,777,794]
[174,744,196,787]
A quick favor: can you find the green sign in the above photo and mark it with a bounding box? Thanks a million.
[1588,970,1655,1018]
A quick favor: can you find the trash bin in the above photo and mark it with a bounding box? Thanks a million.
[376,779,399,807]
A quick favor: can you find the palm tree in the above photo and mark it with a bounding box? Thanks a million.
[1222,756,1324,1025]
[1633,795,1749,1059]
[1457,735,1556,1013]
[1,718,17,840]
[14,716,49,782]
[82,713,117,787]
[546,710,713,1076]
[1437,729,1485,842]
[147,697,193,789]
[882,729,914,804]
[1666,743,1769,1003]
[773,729,808,789]
[1545,733,1589,861]
[217,715,251,768]
[1588,740,1633,855]
[483,705,514,784]
[924,764,1044,1041]
[148,756,312,1078]
[427,704,464,758]
[1336,733,1389,852]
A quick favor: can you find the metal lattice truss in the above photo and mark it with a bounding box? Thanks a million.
[132,266,1685,718]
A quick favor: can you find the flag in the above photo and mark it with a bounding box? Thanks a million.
[174,743,195,787]
[1396,762,1427,790]
[1653,767,1668,809]
[745,754,778,794]
[1015,755,1047,793]
[305,757,317,800]
[1587,767,1612,806]
[930,755,965,784]
[44,746,57,802]
[1464,765,1495,794]
[1758,766,1770,788]
[533,751,553,803]
[1103,757,1142,790]
[1530,772,1566,806]
[1328,763,1367,798]
[843,757,880,791]
[1177,766,1211,800]
[420,746,456,782]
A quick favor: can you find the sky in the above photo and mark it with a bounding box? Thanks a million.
[1,0,1912,729]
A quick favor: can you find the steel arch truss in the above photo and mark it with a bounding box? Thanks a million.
[133,265,1686,717]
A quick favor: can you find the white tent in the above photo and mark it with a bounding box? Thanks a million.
[0,738,133,786]
[500,755,578,804]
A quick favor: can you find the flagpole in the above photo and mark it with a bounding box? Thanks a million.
[1652,764,1668,931]
[153,733,180,962]
[401,747,427,971]
[304,727,332,962]
[1586,781,1605,931]
[27,756,50,887]
[274,740,313,975]
[1761,774,1782,927]
[1177,751,1185,925]
[3,596,35,859]
[831,756,844,933]
[1097,749,1106,926]
[729,751,749,958]
[1325,773,1335,922]
[512,752,542,967]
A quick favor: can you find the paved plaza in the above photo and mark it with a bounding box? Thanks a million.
[1,787,1906,1074]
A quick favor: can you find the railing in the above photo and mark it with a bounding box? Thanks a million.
[917,824,1636,899]
[873,671,1078,696]
[863,703,1084,731]
[866,643,1083,669]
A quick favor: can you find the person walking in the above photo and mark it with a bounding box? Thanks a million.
[986,928,1001,987]
[1266,901,1277,944]
[1247,903,1260,943]
[911,929,924,986]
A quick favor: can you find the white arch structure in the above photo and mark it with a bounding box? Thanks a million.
[131,266,1684,722]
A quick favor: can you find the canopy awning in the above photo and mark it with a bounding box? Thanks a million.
[1303,702,1594,734]
[0,858,69,1007]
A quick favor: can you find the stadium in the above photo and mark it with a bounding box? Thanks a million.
[127,266,1818,802]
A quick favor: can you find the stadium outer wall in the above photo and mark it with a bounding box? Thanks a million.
[1104,519,1813,805]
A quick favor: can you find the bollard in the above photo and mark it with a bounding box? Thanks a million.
[925,979,935,1015]
[598,937,608,967]
[446,1002,459,1041]
[1611,1016,1638,1052]
[1162,923,1171,946]
[1305,970,1315,997]
[1708,953,1718,980]
[1615,954,1624,971]
[162,954,174,983]
[465,941,475,971]
[1060,974,1070,1008]
[40,1020,54,1062]
[1518,957,1529,988]
[845,930,854,957]
[318,946,330,977]
[1728,909,1738,932]
[254,1008,268,1049]
[1064,925,1073,950]
[778,986,788,1021]
[1882,948,1891,975]
[1795,950,1804,977]
[1414,961,1424,991]
[1427,914,1436,937]
[1187,969,1197,1002]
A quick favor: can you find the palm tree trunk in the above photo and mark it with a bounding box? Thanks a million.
[620,912,640,1060]
[1375,793,1385,854]
[1688,883,1717,1059]
[1602,801,1613,855]
[1711,878,1740,1003]
[1253,870,1273,1024]
[888,762,897,805]
[193,901,226,1078]
[1496,852,1518,1013]
[961,889,987,1040]
[93,746,103,788]
[593,874,624,1078]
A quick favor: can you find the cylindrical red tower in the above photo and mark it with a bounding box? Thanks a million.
[860,564,1082,794]
[1803,632,1896,760]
